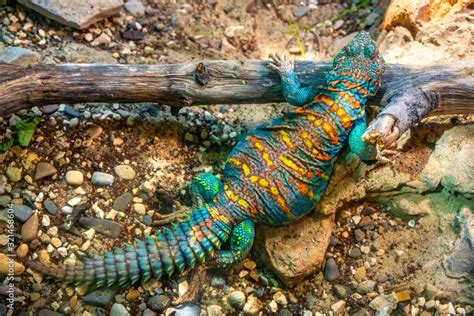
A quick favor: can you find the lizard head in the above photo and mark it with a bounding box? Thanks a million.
[329,31,385,98]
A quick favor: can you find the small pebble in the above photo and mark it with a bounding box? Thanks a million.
[228,291,246,310]
[21,213,38,241]
[65,170,84,186]
[91,172,115,186]
[114,165,136,180]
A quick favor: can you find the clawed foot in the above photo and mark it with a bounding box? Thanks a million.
[152,208,190,226]
[363,114,402,164]
[268,53,295,75]
[175,264,209,305]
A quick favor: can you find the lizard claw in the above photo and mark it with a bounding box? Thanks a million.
[362,115,400,150]
[268,53,294,74]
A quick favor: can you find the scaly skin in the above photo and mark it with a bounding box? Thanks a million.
[29,31,385,289]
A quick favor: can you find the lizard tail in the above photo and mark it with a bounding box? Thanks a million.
[28,206,233,288]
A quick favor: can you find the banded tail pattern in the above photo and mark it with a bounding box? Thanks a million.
[29,206,232,287]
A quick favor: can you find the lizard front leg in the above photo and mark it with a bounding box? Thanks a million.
[268,54,319,107]
[349,117,398,163]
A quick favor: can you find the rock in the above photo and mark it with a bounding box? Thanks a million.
[173,303,200,316]
[0,253,25,275]
[134,203,146,215]
[91,172,115,186]
[82,285,119,307]
[0,175,8,194]
[13,205,34,222]
[148,295,170,312]
[445,207,474,276]
[61,206,73,215]
[85,124,103,139]
[324,258,340,281]
[6,164,22,183]
[113,192,133,211]
[228,291,246,310]
[67,196,81,206]
[0,47,41,66]
[124,1,145,17]
[78,217,123,238]
[0,195,11,207]
[353,266,367,281]
[356,280,376,295]
[34,162,57,180]
[369,293,398,315]
[17,0,124,29]
[206,305,222,316]
[41,214,50,227]
[65,170,84,186]
[63,105,79,117]
[243,260,257,270]
[110,303,130,316]
[210,276,225,288]
[92,33,111,46]
[0,285,22,297]
[16,244,28,258]
[349,247,362,258]
[224,25,244,38]
[37,310,63,316]
[254,214,333,286]
[243,296,263,315]
[423,283,437,300]
[121,30,145,41]
[294,5,311,17]
[381,0,466,31]
[41,104,59,115]
[331,300,346,315]
[114,165,136,180]
[333,284,350,299]
[43,200,57,215]
[21,212,38,241]
[273,292,287,305]
[419,126,474,195]
[394,290,412,301]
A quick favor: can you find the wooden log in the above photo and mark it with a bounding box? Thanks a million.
[0,60,472,119]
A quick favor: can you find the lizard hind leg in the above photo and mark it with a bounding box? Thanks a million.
[209,219,255,269]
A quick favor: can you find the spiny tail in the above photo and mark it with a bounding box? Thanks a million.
[28,206,232,287]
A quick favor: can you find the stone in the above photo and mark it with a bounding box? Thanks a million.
[294,5,311,17]
[369,293,398,315]
[41,104,59,115]
[6,164,22,183]
[228,291,246,310]
[124,1,145,17]
[65,170,84,186]
[110,303,130,316]
[17,0,124,30]
[333,284,350,299]
[356,280,376,295]
[16,243,29,258]
[92,33,111,46]
[273,292,287,305]
[0,253,25,275]
[445,207,474,276]
[254,214,333,286]
[173,303,200,316]
[82,285,119,307]
[134,203,146,215]
[78,217,123,238]
[121,30,145,41]
[91,172,115,186]
[0,175,8,194]
[0,195,11,207]
[37,310,63,316]
[324,258,340,281]
[21,212,38,241]
[331,300,346,315]
[395,290,412,301]
[206,305,222,316]
[61,206,73,215]
[0,47,41,67]
[114,165,136,180]
[68,197,81,206]
[354,266,367,281]
[113,192,133,211]
[349,247,362,258]
[423,284,437,300]
[243,296,262,315]
[43,200,57,215]
[13,205,33,222]
[148,295,170,312]
[419,125,474,195]
[34,162,57,180]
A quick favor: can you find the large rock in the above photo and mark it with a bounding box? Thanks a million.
[0,47,41,67]
[18,0,123,30]
[445,207,474,277]
[381,0,467,32]
[254,213,333,287]
[418,125,474,197]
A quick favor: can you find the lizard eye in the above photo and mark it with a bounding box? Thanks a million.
[364,44,377,58]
